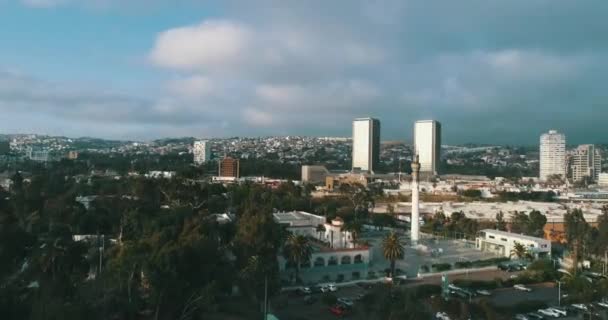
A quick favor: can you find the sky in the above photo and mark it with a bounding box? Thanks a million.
[0,0,607,144]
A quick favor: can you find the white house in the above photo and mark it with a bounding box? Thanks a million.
[476,229,551,259]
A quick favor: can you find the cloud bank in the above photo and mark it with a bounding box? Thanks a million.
[4,0,608,143]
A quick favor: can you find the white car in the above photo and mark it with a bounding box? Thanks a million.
[571,304,588,311]
[538,309,560,318]
[328,284,338,292]
[320,286,330,293]
[513,284,532,292]
[448,284,460,291]
[435,311,451,320]
[514,314,530,320]
[596,301,608,309]
[547,307,566,316]
[476,289,491,296]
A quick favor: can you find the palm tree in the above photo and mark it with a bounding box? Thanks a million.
[283,234,312,283]
[510,241,531,260]
[344,221,362,247]
[382,231,404,278]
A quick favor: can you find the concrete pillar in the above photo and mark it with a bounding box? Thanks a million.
[411,155,421,244]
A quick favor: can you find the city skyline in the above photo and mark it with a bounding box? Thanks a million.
[1,1,607,143]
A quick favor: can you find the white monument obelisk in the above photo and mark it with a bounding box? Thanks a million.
[411,155,420,244]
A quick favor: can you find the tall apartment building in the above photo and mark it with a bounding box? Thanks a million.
[570,144,602,183]
[413,120,442,175]
[352,118,380,173]
[193,140,211,165]
[539,130,566,181]
[219,157,240,178]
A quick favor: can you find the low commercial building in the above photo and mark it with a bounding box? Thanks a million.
[301,165,329,184]
[274,211,370,282]
[476,229,551,259]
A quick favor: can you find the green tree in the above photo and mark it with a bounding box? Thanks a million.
[510,241,531,260]
[564,209,588,273]
[495,211,507,231]
[283,234,312,283]
[382,231,404,278]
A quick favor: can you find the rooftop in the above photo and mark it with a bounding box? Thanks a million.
[480,229,550,243]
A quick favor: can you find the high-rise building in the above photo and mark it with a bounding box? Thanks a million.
[413,120,441,175]
[219,157,240,178]
[352,118,380,173]
[570,144,602,183]
[193,140,211,165]
[539,130,566,181]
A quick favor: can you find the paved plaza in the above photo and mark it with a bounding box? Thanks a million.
[292,229,500,284]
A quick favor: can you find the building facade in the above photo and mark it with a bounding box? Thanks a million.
[274,211,371,281]
[570,144,602,183]
[301,165,329,184]
[352,118,380,173]
[598,173,608,187]
[414,120,441,175]
[219,156,240,178]
[539,130,566,181]
[476,229,551,259]
[193,140,211,165]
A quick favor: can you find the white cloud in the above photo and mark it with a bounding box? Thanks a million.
[149,20,252,71]
[243,108,274,127]
[167,75,216,98]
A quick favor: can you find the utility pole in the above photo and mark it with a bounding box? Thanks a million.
[263,275,268,320]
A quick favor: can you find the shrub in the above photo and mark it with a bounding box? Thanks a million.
[470,257,510,268]
[454,261,473,269]
[432,263,452,272]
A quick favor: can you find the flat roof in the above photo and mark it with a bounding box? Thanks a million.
[480,229,549,243]
[273,211,323,224]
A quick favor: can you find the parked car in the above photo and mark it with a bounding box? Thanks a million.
[328,283,338,292]
[547,307,566,316]
[537,309,560,318]
[571,304,588,311]
[514,284,532,292]
[514,314,530,320]
[596,301,608,309]
[320,286,330,293]
[435,311,451,320]
[337,297,354,307]
[311,286,323,294]
[476,289,491,296]
[301,287,312,295]
[329,305,346,317]
[525,313,544,320]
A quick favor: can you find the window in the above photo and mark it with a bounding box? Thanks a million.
[489,235,495,239]
[501,238,507,242]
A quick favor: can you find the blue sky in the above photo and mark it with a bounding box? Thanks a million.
[0,0,607,144]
